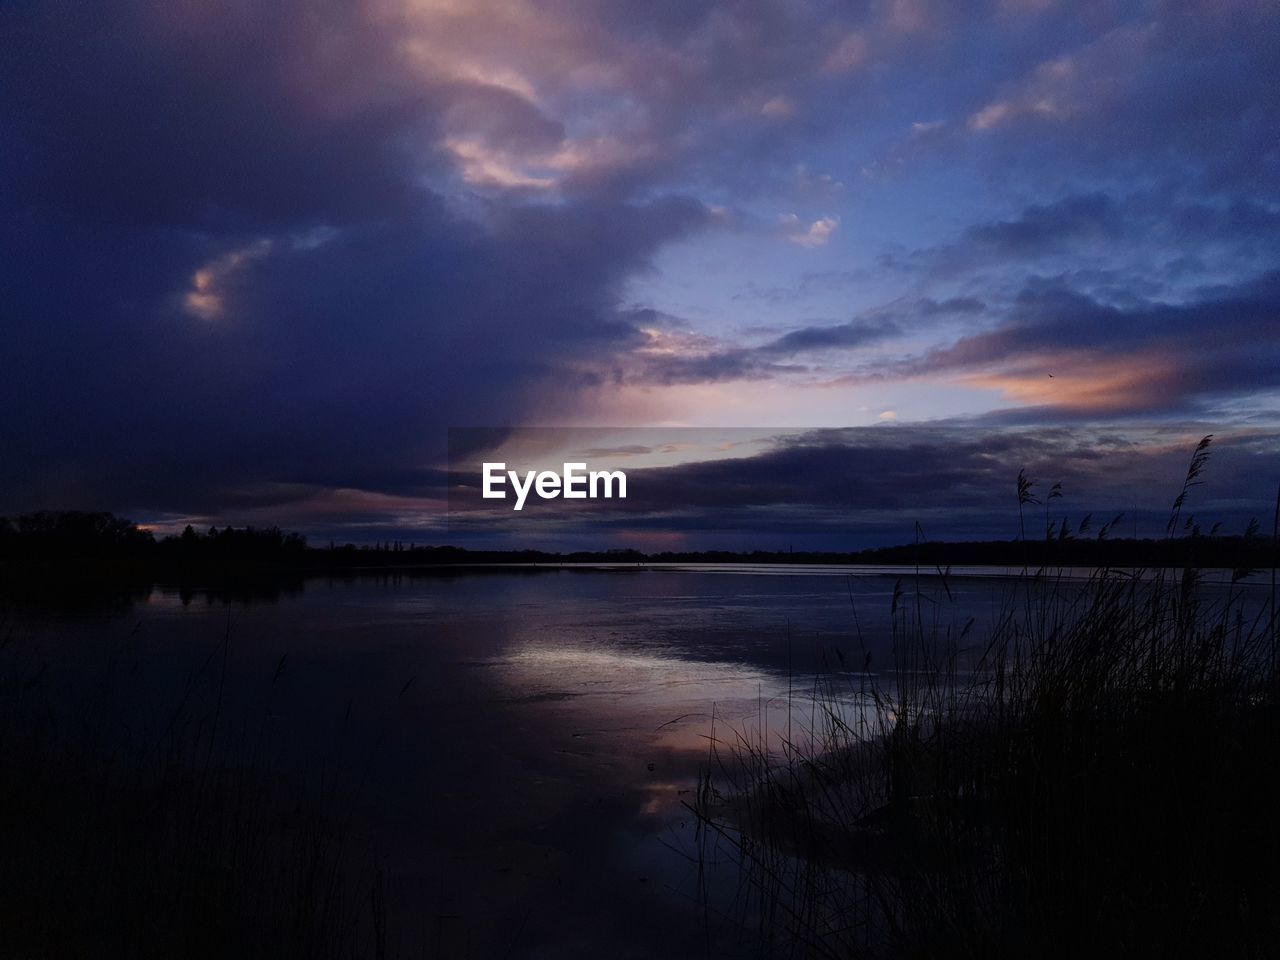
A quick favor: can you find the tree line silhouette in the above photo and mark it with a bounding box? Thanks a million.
[0,510,1275,585]
[0,511,304,579]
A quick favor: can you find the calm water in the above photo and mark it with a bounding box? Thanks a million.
[5,565,1267,957]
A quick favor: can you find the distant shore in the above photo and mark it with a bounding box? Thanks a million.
[1,511,1276,590]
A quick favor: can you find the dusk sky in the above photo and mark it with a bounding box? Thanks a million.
[3,1,1278,548]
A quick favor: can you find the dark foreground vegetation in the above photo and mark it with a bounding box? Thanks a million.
[0,623,386,959]
[694,440,1280,958]
[696,565,1280,958]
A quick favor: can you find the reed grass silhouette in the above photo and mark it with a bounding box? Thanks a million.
[691,437,1280,958]
[0,619,387,960]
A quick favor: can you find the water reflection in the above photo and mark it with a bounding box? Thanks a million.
[5,566,1271,957]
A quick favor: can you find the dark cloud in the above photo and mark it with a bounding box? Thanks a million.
[895,271,1280,416]
[760,317,899,355]
[919,297,984,316]
[0,1,715,518]
[627,349,799,386]
[445,425,1280,548]
[622,314,901,386]
[574,446,659,458]
[628,295,986,385]
[884,191,1280,281]
[0,1,436,229]
[961,193,1122,259]
[0,191,711,512]
[945,4,1280,202]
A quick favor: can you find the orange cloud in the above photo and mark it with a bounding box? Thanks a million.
[960,352,1183,412]
[183,239,272,321]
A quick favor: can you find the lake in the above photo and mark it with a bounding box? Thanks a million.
[5,564,1267,957]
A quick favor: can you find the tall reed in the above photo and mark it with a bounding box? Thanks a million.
[693,439,1280,958]
[0,619,388,960]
